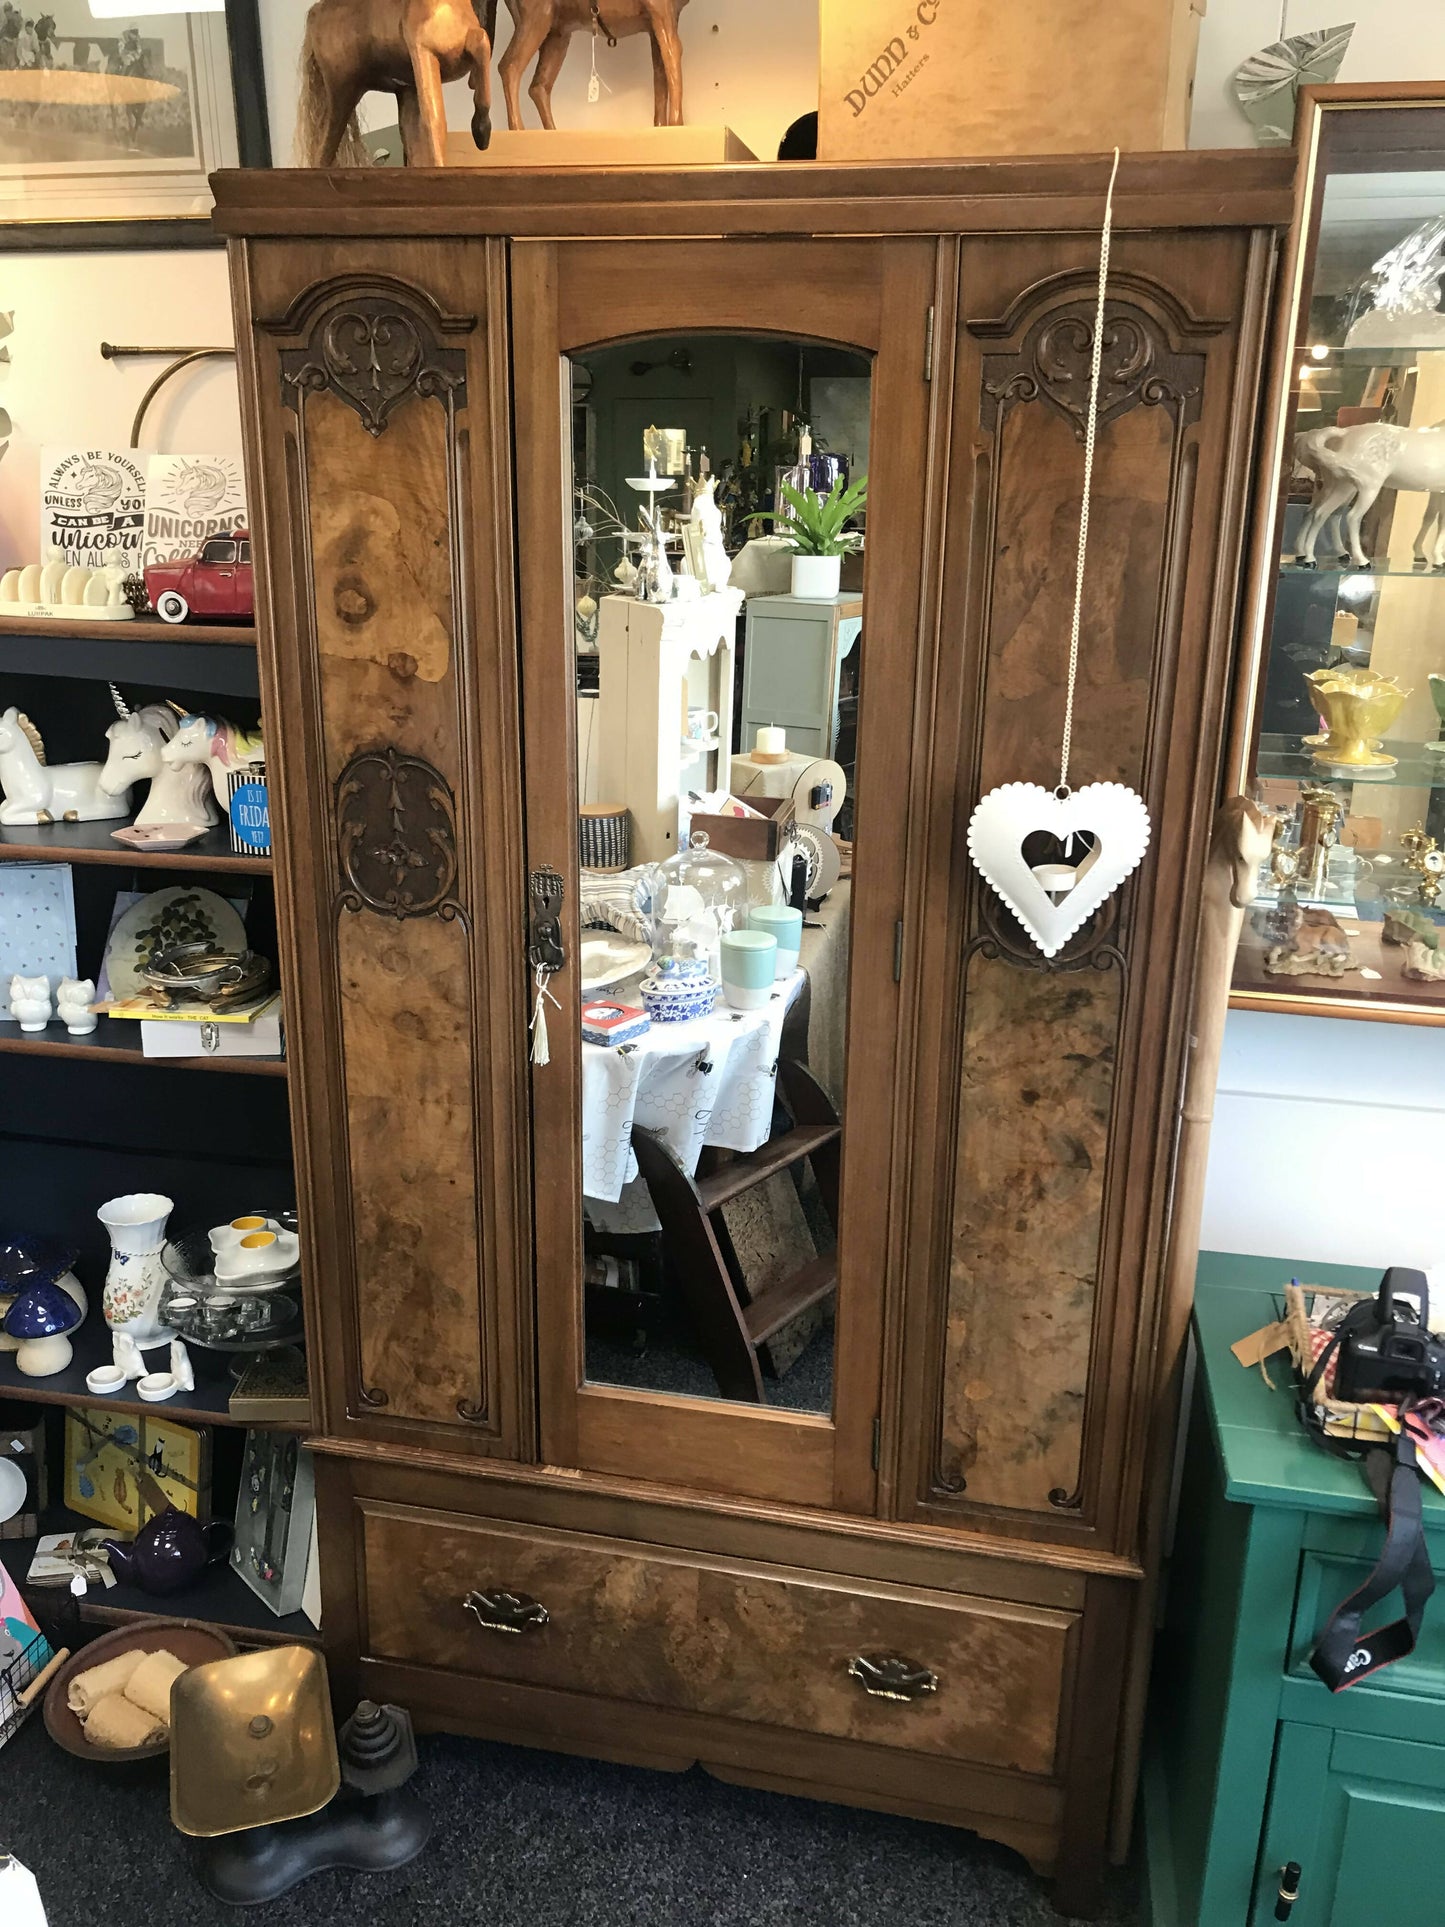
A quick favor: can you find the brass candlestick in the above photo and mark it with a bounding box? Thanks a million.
[1402,822,1445,906]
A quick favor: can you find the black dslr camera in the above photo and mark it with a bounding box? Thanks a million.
[1333,1267,1445,1403]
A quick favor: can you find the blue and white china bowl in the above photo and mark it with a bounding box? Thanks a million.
[640,957,718,1023]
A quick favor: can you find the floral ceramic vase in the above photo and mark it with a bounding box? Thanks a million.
[98,1192,175,1349]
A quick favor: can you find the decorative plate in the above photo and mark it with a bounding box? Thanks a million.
[101,888,246,1002]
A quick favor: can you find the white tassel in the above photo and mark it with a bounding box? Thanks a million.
[530,966,560,1067]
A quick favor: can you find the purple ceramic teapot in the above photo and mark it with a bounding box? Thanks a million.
[102,1507,231,1596]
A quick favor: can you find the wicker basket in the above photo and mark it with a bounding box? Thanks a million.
[1285,1280,1394,1443]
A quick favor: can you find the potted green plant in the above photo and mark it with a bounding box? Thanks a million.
[763,474,867,599]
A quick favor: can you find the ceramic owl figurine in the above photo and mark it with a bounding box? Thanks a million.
[112,1331,146,1381]
[8,974,51,1032]
[56,977,97,1035]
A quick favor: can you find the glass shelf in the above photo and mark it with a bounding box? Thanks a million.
[1258,734,1445,789]
[1277,563,1445,580]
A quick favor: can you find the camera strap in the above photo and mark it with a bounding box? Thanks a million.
[1300,1323,1436,1691]
[1309,1430,1435,1691]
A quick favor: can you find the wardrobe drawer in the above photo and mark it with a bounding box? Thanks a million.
[359,1502,1076,1777]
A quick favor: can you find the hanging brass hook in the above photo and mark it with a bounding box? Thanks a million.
[99,342,236,448]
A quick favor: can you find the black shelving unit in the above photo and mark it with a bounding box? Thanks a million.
[0,614,307,1650]
[12,1507,318,1648]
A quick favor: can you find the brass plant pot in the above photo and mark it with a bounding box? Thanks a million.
[1304,667,1409,770]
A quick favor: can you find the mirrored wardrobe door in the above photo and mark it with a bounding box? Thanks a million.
[513,239,938,1513]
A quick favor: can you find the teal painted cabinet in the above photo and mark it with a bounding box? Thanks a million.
[1256,1727,1445,1927]
[1145,1255,1445,1927]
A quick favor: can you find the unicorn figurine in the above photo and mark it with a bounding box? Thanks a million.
[99,688,218,835]
[690,477,733,594]
[160,711,264,813]
[0,707,130,824]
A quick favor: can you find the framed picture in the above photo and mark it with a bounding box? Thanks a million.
[63,1406,211,1530]
[0,0,269,248]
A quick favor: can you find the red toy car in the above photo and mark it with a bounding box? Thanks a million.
[145,528,253,624]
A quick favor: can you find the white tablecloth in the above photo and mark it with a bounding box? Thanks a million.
[583,970,803,1233]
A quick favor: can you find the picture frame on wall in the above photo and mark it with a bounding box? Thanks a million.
[0,0,269,248]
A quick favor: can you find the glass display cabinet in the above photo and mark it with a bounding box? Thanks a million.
[1232,84,1445,1021]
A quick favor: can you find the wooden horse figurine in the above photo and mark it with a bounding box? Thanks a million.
[496,0,689,133]
[296,0,495,166]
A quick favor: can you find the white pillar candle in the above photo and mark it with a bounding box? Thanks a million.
[755,726,786,758]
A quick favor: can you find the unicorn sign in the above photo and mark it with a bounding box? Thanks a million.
[40,447,147,568]
[142,453,247,573]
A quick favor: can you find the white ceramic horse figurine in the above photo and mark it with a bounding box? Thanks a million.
[1295,422,1445,567]
[160,711,265,812]
[99,690,219,832]
[690,477,733,593]
[0,707,129,825]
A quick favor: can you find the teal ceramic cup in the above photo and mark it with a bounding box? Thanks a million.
[748,904,803,979]
[720,930,778,1010]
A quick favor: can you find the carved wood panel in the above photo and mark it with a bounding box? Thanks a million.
[912,248,1248,1532]
[253,269,512,1443]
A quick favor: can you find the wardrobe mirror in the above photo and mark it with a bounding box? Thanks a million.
[570,333,870,1415]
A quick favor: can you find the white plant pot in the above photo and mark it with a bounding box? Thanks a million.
[790,554,842,599]
[98,1191,175,1347]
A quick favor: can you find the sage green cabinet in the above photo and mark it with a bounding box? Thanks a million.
[1144,1255,1445,1927]
[1255,1726,1445,1927]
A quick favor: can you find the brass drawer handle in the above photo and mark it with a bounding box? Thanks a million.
[463,1588,550,1635]
[847,1653,939,1702]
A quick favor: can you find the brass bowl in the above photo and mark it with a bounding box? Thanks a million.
[1304,667,1410,769]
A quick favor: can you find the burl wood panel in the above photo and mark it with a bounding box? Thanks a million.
[361,1503,1074,1777]
[941,329,1195,1514]
[304,390,486,1427]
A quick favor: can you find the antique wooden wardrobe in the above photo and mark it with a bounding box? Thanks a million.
[216,151,1293,1916]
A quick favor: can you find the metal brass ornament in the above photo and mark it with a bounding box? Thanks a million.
[171,1646,340,1839]
[1296,784,1342,898]
[1401,823,1444,906]
[463,1588,550,1634]
[846,1653,939,1703]
[336,747,464,923]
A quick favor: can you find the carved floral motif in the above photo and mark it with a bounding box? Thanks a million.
[983,300,1203,440]
[336,746,463,921]
[280,292,467,437]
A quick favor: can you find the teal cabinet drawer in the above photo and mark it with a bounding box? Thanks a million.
[1254,1724,1445,1926]
[1289,1543,1445,1706]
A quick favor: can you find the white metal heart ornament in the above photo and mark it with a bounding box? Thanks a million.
[967,782,1151,959]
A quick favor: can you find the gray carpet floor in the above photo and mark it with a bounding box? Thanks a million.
[6,1711,1140,1925]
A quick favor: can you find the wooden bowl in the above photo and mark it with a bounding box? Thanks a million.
[42,1619,238,1762]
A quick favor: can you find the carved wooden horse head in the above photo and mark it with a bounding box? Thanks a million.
[296,0,496,167]
[497,0,689,133]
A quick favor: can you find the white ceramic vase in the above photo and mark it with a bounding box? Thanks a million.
[790,553,842,599]
[97,1192,175,1348]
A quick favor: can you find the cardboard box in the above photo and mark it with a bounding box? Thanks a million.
[819,0,1204,163]
[446,125,755,168]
